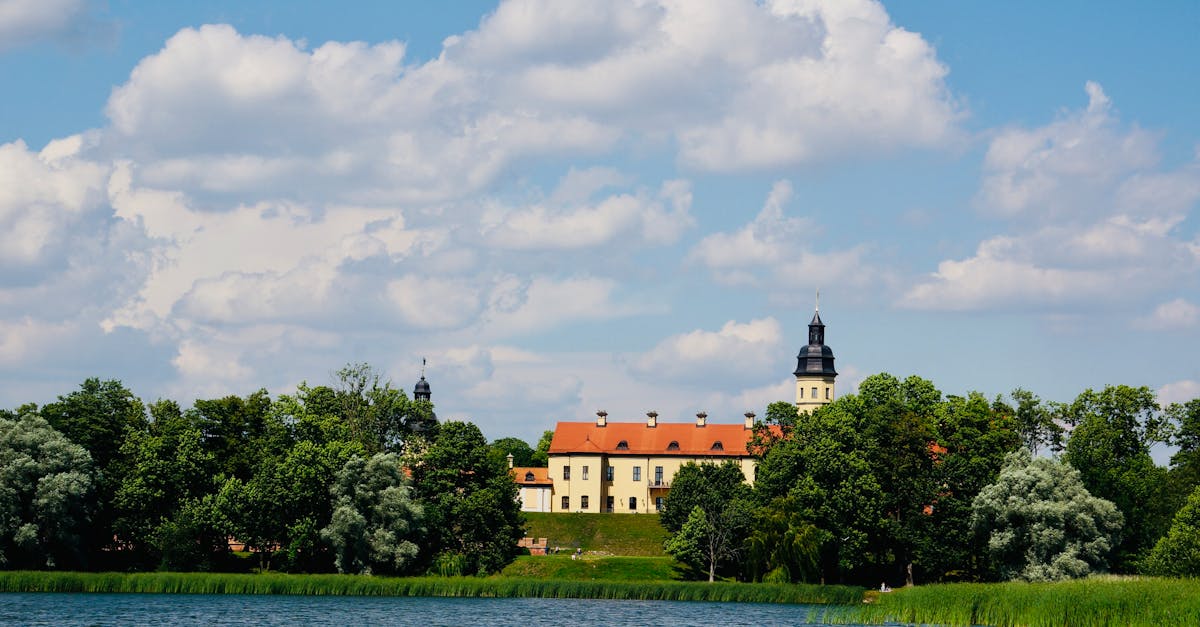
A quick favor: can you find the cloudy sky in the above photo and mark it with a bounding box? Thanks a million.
[2,0,1198,443]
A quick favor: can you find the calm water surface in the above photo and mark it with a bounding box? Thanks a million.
[0,594,903,626]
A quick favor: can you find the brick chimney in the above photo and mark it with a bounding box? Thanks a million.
[596,410,607,427]
[744,411,756,429]
[696,411,707,427]
[646,411,658,428]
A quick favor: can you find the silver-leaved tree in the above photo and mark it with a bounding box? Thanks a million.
[971,450,1122,581]
[321,453,423,575]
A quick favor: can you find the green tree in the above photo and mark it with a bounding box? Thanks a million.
[154,494,231,572]
[1064,385,1171,569]
[753,374,948,586]
[749,400,799,456]
[1167,399,1200,514]
[113,400,218,566]
[661,461,752,581]
[972,450,1123,582]
[40,378,147,470]
[530,430,554,467]
[753,397,888,584]
[1143,483,1200,577]
[745,496,830,583]
[334,363,435,454]
[411,421,523,575]
[219,385,365,572]
[997,388,1064,454]
[916,392,1021,581]
[488,437,536,468]
[189,390,274,481]
[0,411,94,569]
[661,461,750,534]
[40,378,147,558]
[321,453,423,575]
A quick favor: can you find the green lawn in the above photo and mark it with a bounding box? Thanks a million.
[522,512,668,556]
[499,555,680,581]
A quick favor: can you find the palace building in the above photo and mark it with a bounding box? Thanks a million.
[513,305,837,513]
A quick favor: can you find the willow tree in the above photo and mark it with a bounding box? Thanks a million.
[322,453,423,575]
[0,411,95,569]
[972,450,1122,581]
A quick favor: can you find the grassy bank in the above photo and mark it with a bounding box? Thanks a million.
[522,512,668,556]
[0,571,863,605]
[499,555,679,581]
[858,576,1200,626]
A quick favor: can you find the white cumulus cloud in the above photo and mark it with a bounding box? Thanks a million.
[1137,299,1200,331]
[630,317,785,386]
[905,83,1200,312]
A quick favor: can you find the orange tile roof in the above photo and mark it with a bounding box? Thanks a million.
[511,466,553,486]
[548,421,762,457]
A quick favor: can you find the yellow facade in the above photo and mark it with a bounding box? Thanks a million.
[795,374,836,414]
[545,416,762,514]
[547,453,757,513]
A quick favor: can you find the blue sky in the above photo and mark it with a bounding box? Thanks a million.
[1,0,1197,444]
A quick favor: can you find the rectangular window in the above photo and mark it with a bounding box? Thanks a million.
[812,386,818,398]
[606,496,614,512]
[825,387,831,400]
[628,497,637,511]
[655,497,664,512]
[561,496,569,510]
[580,495,589,510]
[582,465,589,481]
[632,466,641,482]
[654,466,663,485]
[563,466,571,480]
[605,466,614,481]
[798,387,804,399]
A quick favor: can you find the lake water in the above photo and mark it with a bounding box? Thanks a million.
[0,594,903,626]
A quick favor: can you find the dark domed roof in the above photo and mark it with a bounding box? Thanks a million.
[794,306,836,377]
[414,375,431,401]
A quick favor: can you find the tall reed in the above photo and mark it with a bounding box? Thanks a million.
[858,576,1200,627]
[0,571,863,605]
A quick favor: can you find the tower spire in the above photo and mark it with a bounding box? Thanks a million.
[414,358,431,402]
[794,297,836,413]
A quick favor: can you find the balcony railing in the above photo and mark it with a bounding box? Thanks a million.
[648,480,671,489]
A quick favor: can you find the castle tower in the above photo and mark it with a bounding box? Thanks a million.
[794,297,836,413]
[413,358,431,402]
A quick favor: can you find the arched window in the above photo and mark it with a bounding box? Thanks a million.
[667,441,680,451]
[524,472,535,482]
[616,440,629,450]
[710,441,724,451]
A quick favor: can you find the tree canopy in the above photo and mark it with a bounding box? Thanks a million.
[0,411,94,569]
[972,450,1122,582]
[322,453,423,575]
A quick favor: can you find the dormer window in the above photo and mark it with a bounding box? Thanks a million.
[616,440,629,450]
[524,472,535,482]
[710,441,724,451]
[667,441,680,451]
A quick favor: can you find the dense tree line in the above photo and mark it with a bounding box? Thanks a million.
[662,374,1200,585]
[0,364,523,576]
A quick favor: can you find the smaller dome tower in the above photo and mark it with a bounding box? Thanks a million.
[413,358,431,402]
[794,294,837,414]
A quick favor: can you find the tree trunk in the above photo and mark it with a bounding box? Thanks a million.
[709,559,716,582]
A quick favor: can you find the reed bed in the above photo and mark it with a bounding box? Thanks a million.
[0,571,863,605]
[857,576,1200,627]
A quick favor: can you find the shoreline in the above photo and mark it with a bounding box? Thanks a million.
[0,571,862,606]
